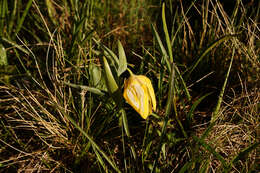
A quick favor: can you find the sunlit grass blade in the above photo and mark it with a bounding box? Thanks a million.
[187,92,213,123]
[45,0,57,25]
[62,81,105,96]
[92,146,108,171]
[0,44,7,66]
[117,40,127,76]
[211,48,234,122]
[161,2,191,100]
[174,64,191,100]
[2,37,29,55]
[15,0,33,35]
[102,56,119,95]
[162,2,173,63]
[151,24,171,71]
[187,34,237,78]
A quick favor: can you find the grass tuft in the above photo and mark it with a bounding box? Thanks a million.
[0,0,259,172]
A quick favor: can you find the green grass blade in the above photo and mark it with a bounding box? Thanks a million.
[151,24,171,71]
[187,34,237,77]
[55,103,121,173]
[231,142,259,165]
[62,81,105,96]
[225,142,260,173]
[70,16,87,50]
[171,0,197,46]
[187,92,213,122]
[102,56,119,95]
[162,2,173,63]
[8,0,18,34]
[120,108,130,137]
[179,162,193,173]
[151,62,175,173]
[92,146,108,171]
[4,40,31,76]
[211,48,234,122]
[121,107,137,160]
[93,38,119,67]
[15,0,33,35]
[160,3,191,100]
[0,0,7,36]
[174,64,191,100]
[2,37,29,55]
[193,135,228,169]
[121,119,128,171]
[117,40,127,76]
[0,44,7,66]
[45,0,57,25]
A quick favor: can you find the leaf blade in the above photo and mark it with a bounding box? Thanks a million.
[117,40,127,76]
[0,44,7,66]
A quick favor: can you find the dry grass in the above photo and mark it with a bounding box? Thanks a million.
[0,0,259,172]
[195,83,259,172]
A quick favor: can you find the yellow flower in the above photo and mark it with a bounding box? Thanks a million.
[123,73,156,119]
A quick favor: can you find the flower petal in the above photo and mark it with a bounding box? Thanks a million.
[123,74,156,119]
[136,75,156,111]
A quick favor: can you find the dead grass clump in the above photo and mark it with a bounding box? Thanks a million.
[196,84,259,172]
[0,84,75,172]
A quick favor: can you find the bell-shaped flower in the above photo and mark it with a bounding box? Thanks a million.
[123,72,156,119]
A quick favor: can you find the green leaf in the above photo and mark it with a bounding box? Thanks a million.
[102,56,118,94]
[90,64,102,86]
[161,143,166,160]
[120,108,130,137]
[117,40,127,76]
[0,44,7,66]
[93,38,119,67]
[103,47,119,68]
